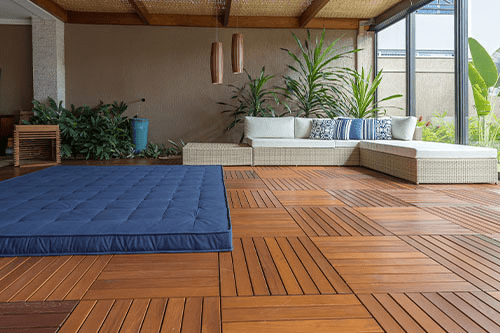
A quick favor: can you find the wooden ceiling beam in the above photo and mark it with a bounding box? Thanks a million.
[30,0,68,22]
[223,0,232,27]
[66,12,360,30]
[127,0,151,25]
[299,0,331,28]
[370,0,432,31]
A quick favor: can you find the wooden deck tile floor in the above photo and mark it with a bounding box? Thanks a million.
[1,163,500,332]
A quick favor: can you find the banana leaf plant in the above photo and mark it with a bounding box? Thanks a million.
[218,67,288,142]
[468,38,500,144]
[281,29,360,118]
[338,67,403,119]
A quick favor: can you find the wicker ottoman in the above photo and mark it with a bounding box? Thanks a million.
[183,143,252,166]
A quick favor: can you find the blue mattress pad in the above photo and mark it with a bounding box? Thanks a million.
[0,165,232,256]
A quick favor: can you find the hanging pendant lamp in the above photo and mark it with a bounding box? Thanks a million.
[211,42,223,84]
[231,33,243,74]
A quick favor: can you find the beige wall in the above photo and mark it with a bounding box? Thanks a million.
[0,25,33,116]
[65,24,357,144]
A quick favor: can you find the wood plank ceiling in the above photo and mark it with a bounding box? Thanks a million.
[29,0,404,30]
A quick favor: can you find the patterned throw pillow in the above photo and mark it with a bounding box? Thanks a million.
[331,118,352,140]
[362,119,376,140]
[375,118,392,140]
[309,119,336,140]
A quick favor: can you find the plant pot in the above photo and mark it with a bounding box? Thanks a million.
[131,118,149,153]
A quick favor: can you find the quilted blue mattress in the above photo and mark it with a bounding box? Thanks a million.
[0,165,232,256]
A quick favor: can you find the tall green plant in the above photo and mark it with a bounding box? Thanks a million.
[468,38,500,144]
[339,67,402,118]
[219,67,286,139]
[281,29,359,118]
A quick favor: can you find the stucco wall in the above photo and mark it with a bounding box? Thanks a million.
[65,24,357,144]
[0,25,33,115]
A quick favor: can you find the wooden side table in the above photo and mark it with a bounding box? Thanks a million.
[14,125,61,167]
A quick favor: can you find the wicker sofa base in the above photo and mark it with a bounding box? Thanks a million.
[252,147,359,166]
[183,143,252,166]
[360,149,498,184]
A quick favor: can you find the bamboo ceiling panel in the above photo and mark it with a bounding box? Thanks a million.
[142,0,225,16]
[53,0,135,13]
[231,0,313,17]
[317,0,402,18]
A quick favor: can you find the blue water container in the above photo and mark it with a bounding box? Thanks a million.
[131,118,149,152]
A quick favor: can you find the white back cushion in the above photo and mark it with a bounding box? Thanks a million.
[391,116,417,141]
[294,118,314,138]
[245,117,295,139]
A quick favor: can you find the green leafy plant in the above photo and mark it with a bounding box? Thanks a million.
[281,29,359,118]
[468,38,500,144]
[25,97,134,160]
[219,67,287,141]
[340,67,403,118]
[166,139,185,156]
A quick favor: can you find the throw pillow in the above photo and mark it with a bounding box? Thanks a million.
[362,118,376,140]
[349,119,363,140]
[375,118,392,140]
[309,119,336,140]
[331,118,352,140]
[391,116,417,141]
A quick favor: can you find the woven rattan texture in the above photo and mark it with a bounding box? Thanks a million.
[231,0,312,17]
[317,0,401,18]
[183,143,252,166]
[252,147,360,166]
[54,0,135,13]
[360,149,498,184]
[143,0,226,15]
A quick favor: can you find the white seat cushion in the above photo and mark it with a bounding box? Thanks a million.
[245,117,294,139]
[360,140,498,159]
[247,138,336,148]
[334,140,361,148]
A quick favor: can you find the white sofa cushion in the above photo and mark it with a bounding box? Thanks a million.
[248,137,336,148]
[294,118,314,138]
[391,116,417,141]
[360,140,498,159]
[334,140,361,148]
[244,116,294,139]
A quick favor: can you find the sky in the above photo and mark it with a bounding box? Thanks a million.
[377,0,500,55]
[470,0,500,54]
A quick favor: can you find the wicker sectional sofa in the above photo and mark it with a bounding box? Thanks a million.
[244,117,498,184]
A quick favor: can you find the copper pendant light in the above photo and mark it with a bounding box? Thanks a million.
[211,42,223,84]
[231,33,243,74]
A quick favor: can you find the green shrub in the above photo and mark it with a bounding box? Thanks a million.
[25,97,134,160]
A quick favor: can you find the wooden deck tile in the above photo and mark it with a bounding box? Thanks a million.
[327,189,411,207]
[59,297,220,333]
[438,189,500,206]
[313,236,477,293]
[423,206,500,237]
[383,189,472,206]
[263,177,321,191]
[224,178,267,189]
[273,190,344,207]
[359,292,500,333]
[254,167,300,178]
[401,235,500,291]
[309,177,373,190]
[82,253,219,299]
[220,237,350,296]
[0,301,77,332]
[221,295,382,333]
[357,207,473,235]
[227,189,282,208]
[224,168,259,180]
[230,208,305,237]
[288,207,392,237]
